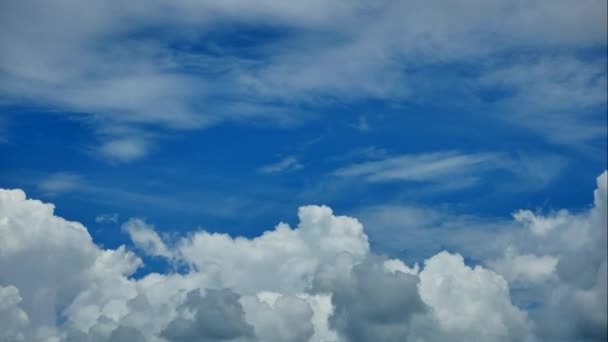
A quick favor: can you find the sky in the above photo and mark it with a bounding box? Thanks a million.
[0,1,607,342]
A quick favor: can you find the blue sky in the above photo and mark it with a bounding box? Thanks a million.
[0,1,607,341]
[1,7,605,253]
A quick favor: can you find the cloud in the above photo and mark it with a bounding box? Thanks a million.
[95,213,119,224]
[241,293,316,342]
[0,0,605,161]
[161,289,254,342]
[0,170,606,341]
[486,248,559,285]
[313,256,427,342]
[419,252,530,341]
[175,205,370,294]
[333,151,497,183]
[351,116,370,132]
[123,219,172,258]
[98,137,150,162]
[332,151,566,192]
[355,204,515,260]
[476,56,607,147]
[38,172,84,195]
[359,171,608,340]
[500,171,608,340]
[0,188,142,340]
[258,156,303,174]
[0,285,29,342]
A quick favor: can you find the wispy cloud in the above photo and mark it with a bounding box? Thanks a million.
[333,151,567,190]
[38,172,83,196]
[98,137,150,162]
[354,204,516,260]
[258,156,303,174]
[476,56,607,146]
[352,116,370,132]
[334,151,496,183]
[95,213,119,224]
[0,0,605,162]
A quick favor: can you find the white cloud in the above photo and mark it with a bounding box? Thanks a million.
[259,156,303,174]
[476,56,607,146]
[241,293,315,342]
[333,151,566,192]
[39,172,83,195]
[99,137,150,162]
[513,209,572,236]
[501,172,608,340]
[487,248,558,284]
[0,188,142,340]
[419,252,530,341]
[333,151,497,183]
[0,170,606,341]
[355,204,516,262]
[0,285,30,342]
[176,205,370,294]
[95,213,119,224]
[123,219,172,259]
[0,0,605,160]
[358,171,608,340]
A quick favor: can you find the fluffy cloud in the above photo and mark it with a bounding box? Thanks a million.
[0,189,141,338]
[176,205,370,294]
[0,285,29,342]
[419,252,530,342]
[499,171,608,340]
[241,293,316,342]
[0,171,606,341]
[486,249,559,284]
[313,256,427,342]
[161,289,254,342]
[123,219,172,258]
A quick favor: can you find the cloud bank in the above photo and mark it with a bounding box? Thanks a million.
[0,171,606,341]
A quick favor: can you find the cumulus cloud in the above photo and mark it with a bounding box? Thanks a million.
[486,248,558,285]
[161,289,254,342]
[313,256,427,342]
[241,293,316,342]
[0,285,29,341]
[123,219,172,259]
[0,170,606,341]
[419,252,530,342]
[500,171,608,340]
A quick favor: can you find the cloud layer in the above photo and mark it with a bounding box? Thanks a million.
[0,171,606,341]
[1,0,605,160]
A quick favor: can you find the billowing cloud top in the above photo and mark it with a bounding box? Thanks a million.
[0,171,606,341]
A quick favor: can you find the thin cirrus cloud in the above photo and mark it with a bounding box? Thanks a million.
[98,137,151,162]
[258,156,303,174]
[0,0,605,160]
[332,151,566,190]
[38,172,84,196]
[0,171,605,341]
[95,213,119,224]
